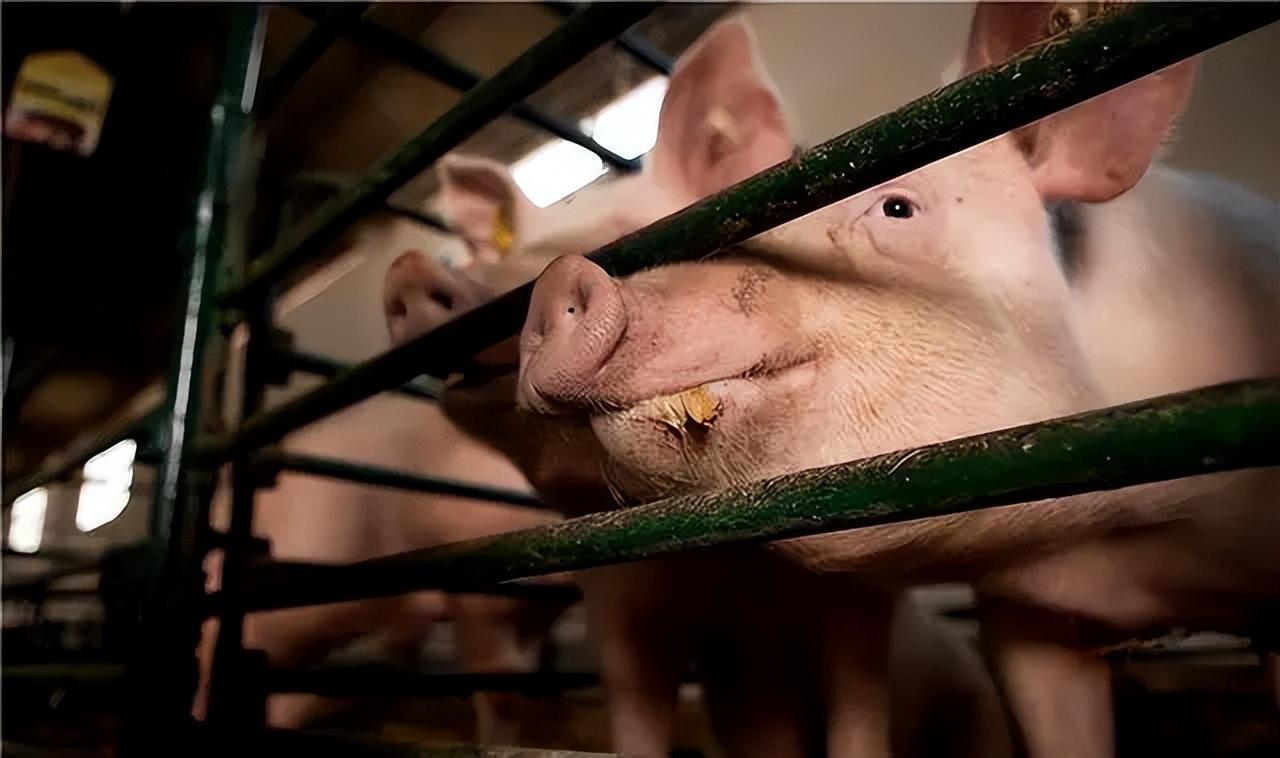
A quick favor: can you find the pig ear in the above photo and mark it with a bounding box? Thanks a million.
[1022,60,1196,202]
[648,15,794,198]
[437,154,534,262]
[963,2,1197,202]
[962,2,1061,73]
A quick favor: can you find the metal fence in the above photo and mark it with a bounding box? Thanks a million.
[6,3,1278,755]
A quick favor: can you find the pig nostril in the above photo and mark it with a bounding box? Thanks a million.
[427,288,455,311]
[388,298,407,318]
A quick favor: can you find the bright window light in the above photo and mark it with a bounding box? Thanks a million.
[511,140,606,208]
[510,76,668,208]
[590,77,668,161]
[8,488,47,553]
[76,439,136,532]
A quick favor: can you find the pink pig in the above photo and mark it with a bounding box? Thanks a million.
[387,17,1014,758]
[195,246,566,741]
[514,5,1279,757]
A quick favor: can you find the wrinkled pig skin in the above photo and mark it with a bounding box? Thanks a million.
[517,4,1280,757]
[388,16,1015,758]
[194,242,569,740]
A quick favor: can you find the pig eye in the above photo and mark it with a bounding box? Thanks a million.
[881,196,916,219]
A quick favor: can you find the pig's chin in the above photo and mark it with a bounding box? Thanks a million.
[587,361,819,502]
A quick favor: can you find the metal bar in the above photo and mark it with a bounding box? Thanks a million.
[207,287,275,727]
[207,559,579,614]
[2,557,105,594]
[322,11,640,173]
[3,546,98,562]
[4,585,102,599]
[255,3,371,117]
[226,3,656,307]
[279,347,442,400]
[381,200,454,235]
[542,1,672,75]
[267,666,598,697]
[219,379,1280,612]
[200,2,1280,462]
[259,450,545,508]
[117,7,263,754]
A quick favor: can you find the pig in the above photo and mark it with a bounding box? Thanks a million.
[388,17,1014,758]
[194,214,570,742]
[514,4,1279,757]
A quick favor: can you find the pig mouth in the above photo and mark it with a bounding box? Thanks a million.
[588,351,818,439]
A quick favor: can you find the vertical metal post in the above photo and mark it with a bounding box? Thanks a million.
[206,291,273,727]
[118,5,263,753]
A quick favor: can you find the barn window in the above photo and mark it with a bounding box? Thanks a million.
[512,76,668,207]
[76,439,136,532]
[8,487,48,554]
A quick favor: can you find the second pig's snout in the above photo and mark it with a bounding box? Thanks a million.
[384,250,484,345]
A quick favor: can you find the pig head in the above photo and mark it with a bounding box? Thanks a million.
[515,1,1278,574]
[383,15,796,512]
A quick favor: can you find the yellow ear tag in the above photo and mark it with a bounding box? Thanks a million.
[491,204,515,257]
[5,51,114,157]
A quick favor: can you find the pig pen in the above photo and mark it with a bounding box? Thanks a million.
[3,3,1278,756]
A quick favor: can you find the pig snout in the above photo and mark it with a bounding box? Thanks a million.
[518,255,627,414]
[383,251,488,346]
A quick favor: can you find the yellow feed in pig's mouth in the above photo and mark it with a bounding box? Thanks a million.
[632,385,721,434]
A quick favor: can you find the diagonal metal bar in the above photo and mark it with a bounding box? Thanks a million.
[381,200,454,235]
[224,3,656,308]
[217,379,1280,612]
[255,3,371,117]
[199,3,1280,462]
[542,1,672,75]
[277,348,442,400]
[320,10,640,173]
[256,450,544,508]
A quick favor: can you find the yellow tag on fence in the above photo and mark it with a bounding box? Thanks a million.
[5,51,114,157]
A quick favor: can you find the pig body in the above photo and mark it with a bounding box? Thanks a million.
[197,231,568,740]
[246,397,564,734]
[515,7,1278,757]
[388,17,1014,757]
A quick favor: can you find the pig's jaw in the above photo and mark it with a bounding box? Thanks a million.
[586,358,821,501]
